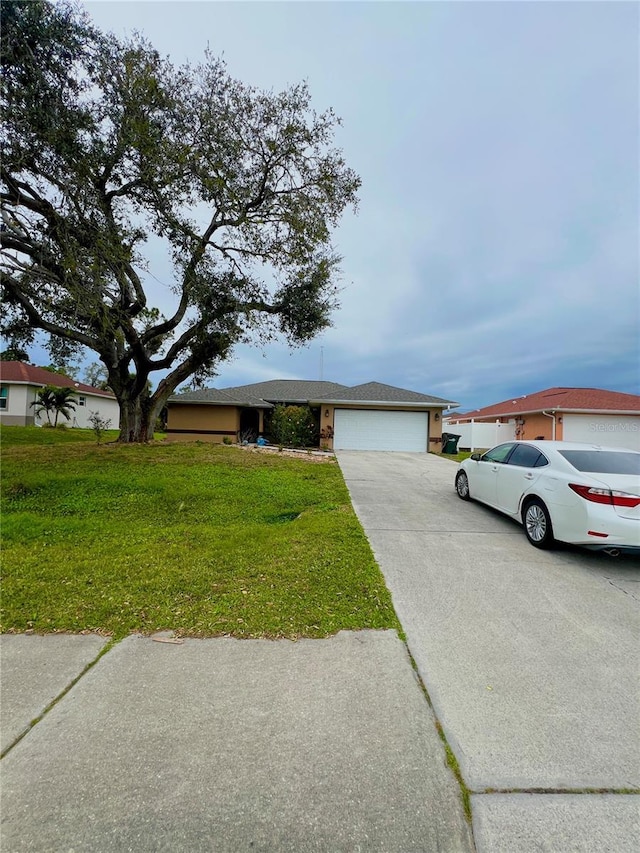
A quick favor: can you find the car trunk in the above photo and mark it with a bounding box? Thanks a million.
[590,473,640,521]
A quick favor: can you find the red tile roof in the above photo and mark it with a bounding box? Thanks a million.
[456,387,640,420]
[0,362,115,398]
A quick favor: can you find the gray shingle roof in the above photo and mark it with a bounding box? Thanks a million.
[169,388,272,408]
[224,380,349,403]
[170,379,458,408]
[312,382,458,406]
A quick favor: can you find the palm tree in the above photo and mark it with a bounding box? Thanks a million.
[51,387,76,426]
[31,386,58,425]
[31,385,77,426]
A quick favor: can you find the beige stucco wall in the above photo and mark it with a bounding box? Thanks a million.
[429,410,444,447]
[166,404,240,443]
[319,405,335,449]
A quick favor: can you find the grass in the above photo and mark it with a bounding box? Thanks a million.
[0,424,121,446]
[407,647,472,822]
[0,426,401,640]
[431,450,475,464]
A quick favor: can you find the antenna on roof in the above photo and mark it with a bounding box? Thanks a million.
[319,346,324,381]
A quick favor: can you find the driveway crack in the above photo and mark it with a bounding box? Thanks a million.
[607,579,640,601]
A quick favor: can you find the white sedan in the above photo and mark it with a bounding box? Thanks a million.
[454,441,640,555]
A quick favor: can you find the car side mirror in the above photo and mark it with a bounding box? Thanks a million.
[470,452,482,461]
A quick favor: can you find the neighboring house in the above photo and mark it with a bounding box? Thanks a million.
[167,380,458,452]
[0,361,120,429]
[444,387,640,451]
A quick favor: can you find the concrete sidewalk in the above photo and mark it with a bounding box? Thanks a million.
[0,630,474,852]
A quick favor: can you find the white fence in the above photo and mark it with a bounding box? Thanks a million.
[443,419,516,451]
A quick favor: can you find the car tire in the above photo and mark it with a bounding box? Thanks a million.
[522,498,554,549]
[455,471,470,501]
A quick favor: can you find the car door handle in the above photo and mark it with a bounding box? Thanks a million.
[524,473,534,480]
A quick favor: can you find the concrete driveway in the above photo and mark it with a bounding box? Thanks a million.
[337,450,640,853]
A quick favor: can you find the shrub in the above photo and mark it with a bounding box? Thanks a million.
[269,405,317,448]
[88,411,112,444]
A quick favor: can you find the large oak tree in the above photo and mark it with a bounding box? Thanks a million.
[1,1,360,441]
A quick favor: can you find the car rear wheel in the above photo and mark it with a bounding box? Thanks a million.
[455,471,470,501]
[522,498,554,549]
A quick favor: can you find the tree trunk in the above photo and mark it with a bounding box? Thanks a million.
[118,397,151,443]
[116,389,170,443]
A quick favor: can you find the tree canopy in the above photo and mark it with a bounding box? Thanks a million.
[1,0,360,441]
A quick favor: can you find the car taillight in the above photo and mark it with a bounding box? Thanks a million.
[569,484,640,508]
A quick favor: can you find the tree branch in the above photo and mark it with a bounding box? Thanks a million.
[1,273,98,350]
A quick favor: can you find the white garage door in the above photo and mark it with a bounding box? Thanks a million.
[563,414,640,451]
[333,409,429,452]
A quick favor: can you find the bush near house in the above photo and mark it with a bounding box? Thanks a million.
[269,405,318,448]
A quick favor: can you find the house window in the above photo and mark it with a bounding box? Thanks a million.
[0,386,7,410]
[78,395,86,407]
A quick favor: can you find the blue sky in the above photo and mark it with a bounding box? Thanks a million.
[38,1,640,409]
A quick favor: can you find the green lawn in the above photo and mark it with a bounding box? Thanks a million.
[0,427,400,640]
[431,450,475,464]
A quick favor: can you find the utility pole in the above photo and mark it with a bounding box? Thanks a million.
[319,346,324,380]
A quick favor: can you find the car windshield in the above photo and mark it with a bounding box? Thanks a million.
[558,450,640,475]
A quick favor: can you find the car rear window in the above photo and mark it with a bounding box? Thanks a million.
[559,450,640,475]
